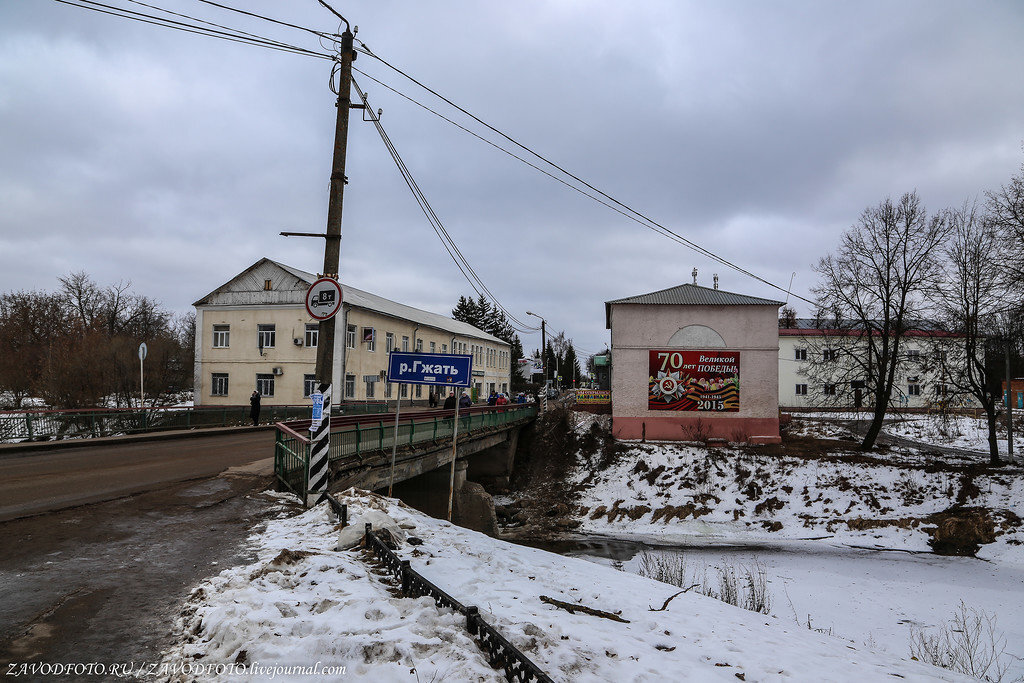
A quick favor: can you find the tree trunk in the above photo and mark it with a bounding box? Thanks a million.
[986,404,1001,466]
[861,400,887,450]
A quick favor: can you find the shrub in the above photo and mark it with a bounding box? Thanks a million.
[909,602,1014,682]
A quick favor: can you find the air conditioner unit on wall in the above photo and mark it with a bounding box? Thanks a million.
[272,367,283,376]
[294,338,303,346]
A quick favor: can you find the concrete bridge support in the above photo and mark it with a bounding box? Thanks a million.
[386,457,498,536]
[466,426,520,490]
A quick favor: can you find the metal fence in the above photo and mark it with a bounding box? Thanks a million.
[274,405,536,501]
[0,402,388,444]
[362,521,553,683]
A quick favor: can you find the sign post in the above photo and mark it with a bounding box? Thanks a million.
[305,277,342,507]
[386,351,472,520]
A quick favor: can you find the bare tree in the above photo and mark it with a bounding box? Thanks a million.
[934,202,1006,465]
[986,159,1024,283]
[812,191,951,450]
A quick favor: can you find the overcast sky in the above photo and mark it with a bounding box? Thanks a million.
[2,1,1023,359]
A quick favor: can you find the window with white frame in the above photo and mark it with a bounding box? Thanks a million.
[430,341,436,353]
[442,344,447,353]
[823,383,837,396]
[305,323,318,348]
[795,384,807,395]
[402,336,409,351]
[415,385,422,398]
[211,373,229,396]
[212,325,230,348]
[364,328,375,352]
[386,332,394,352]
[907,349,921,362]
[256,373,275,396]
[257,324,275,349]
[415,338,422,352]
[365,379,375,398]
[303,374,317,397]
[400,384,408,398]
[934,383,949,396]
[908,383,921,396]
[344,373,356,398]
[384,382,392,398]
[346,324,356,349]
[822,349,837,362]
[794,347,806,361]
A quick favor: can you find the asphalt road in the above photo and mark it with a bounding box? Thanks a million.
[0,429,293,678]
[0,429,278,522]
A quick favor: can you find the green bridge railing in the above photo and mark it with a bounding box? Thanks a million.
[0,402,389,444]
[274,405,537,501]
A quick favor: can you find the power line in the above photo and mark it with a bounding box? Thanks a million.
[352,78,538,334]
[355,42,814,307]
[192,0,341,40]
[53,0,333,60]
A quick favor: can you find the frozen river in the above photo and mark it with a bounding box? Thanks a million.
[521,536,1024,679]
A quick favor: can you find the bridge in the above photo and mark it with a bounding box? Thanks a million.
[274,404,537,531]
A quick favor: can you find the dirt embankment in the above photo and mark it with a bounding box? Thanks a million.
[493,409,1023,557]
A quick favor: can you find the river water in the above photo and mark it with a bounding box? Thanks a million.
[514,535,1024,677]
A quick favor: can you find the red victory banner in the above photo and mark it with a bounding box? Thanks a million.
[648,350,740,412]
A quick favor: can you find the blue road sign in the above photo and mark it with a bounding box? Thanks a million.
[387,352,473,388]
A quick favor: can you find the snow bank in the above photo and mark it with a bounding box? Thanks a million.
[164,491,971,681]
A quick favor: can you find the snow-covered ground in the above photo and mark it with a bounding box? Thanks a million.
[163,491,973,682]
[886,414,1010,455]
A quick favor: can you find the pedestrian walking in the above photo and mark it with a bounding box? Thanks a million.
[443,392,456,410]
[459,391,472,409]
[250,390,261,426]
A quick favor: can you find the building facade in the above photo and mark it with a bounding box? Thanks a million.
[778,319,973,410]
[606,283,783,443]
[193,259,511,406]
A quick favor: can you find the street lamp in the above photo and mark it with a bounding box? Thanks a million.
[526,311,547,413]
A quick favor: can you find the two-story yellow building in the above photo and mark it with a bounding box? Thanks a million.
[193,258,512,406]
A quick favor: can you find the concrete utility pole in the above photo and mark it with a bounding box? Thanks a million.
[315,28,356,386]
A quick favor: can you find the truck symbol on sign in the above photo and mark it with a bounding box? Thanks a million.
[311,289,336,308]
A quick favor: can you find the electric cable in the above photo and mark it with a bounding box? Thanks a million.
[355,42,814,306]
[353,78,538,334]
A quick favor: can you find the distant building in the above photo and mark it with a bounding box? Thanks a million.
[605,282,783,443]
[193,258,511,405]
[591,351,611,391]
[779,319,973,410]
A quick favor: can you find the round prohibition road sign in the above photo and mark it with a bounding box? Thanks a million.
[305,277,343,320]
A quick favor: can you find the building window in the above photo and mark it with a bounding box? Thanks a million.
[934,383,948,397]
[384,382,392,398]
[907,349,921,362]
[304,374,317,398]
[822,349,837,362]
[365,379,375,399]
[256,373,275,397]
[344,373,356,399]
[430,341,436,353]
[212,325,230,348]
[795,384,807,396]
[305,323,318,348]
[211,373,229,396]
[386,333,394,353]
[442,344,447,353]
[794,348,806,361]
[400,384,408,398]
[263,279,272,291]
[908,383,921,396]
[416,338,423,352]
[402,336,409,352]
[363,327,375,351]
[257,324,275,349]
[415,385,422,398]
[346,324,356,349]
[823,383,837,396]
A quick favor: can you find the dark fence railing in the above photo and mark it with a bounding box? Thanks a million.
[273,405,537,502]
[0,402,388,444]
[362,521,553,683]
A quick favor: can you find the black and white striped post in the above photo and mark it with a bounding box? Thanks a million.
[307,382,331,506]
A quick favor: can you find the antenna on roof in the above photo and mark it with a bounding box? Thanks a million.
[785,272,796,304]
[691,267,698,285]
[713,274,719,290]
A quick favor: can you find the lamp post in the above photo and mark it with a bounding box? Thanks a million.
[526,311,546,413]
